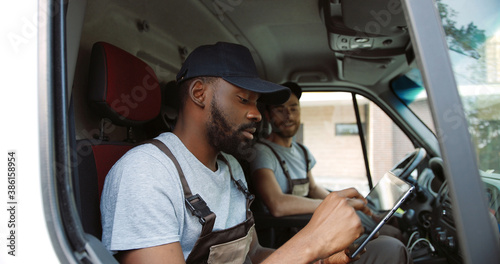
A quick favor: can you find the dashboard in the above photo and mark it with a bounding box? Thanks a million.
[407,158,500,263]
[429,182,462,263]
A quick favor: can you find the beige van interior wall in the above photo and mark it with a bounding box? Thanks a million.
[71,0,238,141]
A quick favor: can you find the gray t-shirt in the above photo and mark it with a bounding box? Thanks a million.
[100,132,248,259]
[249,139,316,194]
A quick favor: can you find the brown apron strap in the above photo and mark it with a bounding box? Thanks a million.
[149,139,192,196]
[259,141,295,194]
[260,141,311,196]
[218,154,255,217]
[296,142,311,172]
[148,139,216,236]
[147,140,256,263]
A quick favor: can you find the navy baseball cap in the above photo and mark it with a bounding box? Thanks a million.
[281,81,302,100]
[176,42,291,105]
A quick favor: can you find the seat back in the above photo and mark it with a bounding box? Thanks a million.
[76,141,134,239]
[76,42,161,239]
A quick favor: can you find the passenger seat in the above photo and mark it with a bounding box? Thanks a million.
[75,41,161,240]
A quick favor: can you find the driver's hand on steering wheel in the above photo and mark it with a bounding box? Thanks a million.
[333,188,372,216]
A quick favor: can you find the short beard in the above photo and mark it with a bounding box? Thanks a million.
[207,98,257,160]
[270,121,299,139]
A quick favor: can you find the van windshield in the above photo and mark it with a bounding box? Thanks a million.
[398,0,500,225]
[403,0,500,175]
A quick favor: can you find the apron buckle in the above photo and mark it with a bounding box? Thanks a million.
[185,194,213,225]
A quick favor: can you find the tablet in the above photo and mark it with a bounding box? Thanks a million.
[348,171,414,259]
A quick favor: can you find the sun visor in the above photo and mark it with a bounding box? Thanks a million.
[341,57,394,85]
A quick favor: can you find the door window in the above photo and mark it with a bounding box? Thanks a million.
[300,92,415,195]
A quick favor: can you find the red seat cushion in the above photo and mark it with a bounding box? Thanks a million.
[91,144,134,198]
[88,42,161,126]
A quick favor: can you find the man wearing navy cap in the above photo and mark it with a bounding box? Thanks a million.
[101,42,400,263]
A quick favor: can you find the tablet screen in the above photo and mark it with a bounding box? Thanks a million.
[349,171,414,259]
[366,171,412,213]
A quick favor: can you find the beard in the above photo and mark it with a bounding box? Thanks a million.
[207,98,257,160]
[270,119,300,139]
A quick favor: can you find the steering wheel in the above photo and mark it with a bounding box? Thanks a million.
[390,148,427,180]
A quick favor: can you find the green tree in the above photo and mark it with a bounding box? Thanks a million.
[437,0,486,59]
